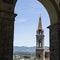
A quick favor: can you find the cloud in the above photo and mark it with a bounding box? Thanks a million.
[31,3,38,8]
[15,18,29,23]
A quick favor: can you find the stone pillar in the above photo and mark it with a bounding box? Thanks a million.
[0,14,16,60]
[0,0,17,60]
[48,23,60,60]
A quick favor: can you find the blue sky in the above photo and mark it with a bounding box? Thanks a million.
[14,0,50,47]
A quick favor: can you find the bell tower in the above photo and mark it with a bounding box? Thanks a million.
[36,17,44,60]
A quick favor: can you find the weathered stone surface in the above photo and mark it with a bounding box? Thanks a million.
[0,0,60,60]
[48,23,60,60]
[0,0,17,60]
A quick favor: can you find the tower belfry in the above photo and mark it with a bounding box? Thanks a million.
[36,17,44,60]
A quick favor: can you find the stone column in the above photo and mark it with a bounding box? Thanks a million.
[48,23,60,60]
[0,0,17,60]
[0,11,16,60]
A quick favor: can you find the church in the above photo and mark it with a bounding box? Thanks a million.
[36,17,50,60]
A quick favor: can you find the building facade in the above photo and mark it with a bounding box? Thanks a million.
[36,17,50,60]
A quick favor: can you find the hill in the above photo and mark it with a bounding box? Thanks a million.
[13,46,36,55]
[13,46,49,52]
[13,46,36,53]
[13,46,49,55]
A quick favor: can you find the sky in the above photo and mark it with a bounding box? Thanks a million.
[14,0,50,47]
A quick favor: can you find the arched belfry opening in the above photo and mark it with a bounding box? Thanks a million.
[0,0,60,60]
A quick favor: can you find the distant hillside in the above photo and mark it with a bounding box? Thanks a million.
[13,46,36,55]
[13,46,36,53]
[13,46,49,54]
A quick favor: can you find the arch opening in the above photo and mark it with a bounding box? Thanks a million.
[0,0,59,60]
[14,0,50,60]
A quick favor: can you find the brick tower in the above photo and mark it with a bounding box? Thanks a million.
[36,17,44,60]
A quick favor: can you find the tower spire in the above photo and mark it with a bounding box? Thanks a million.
[38,17,42,30]
[36,16,44,60]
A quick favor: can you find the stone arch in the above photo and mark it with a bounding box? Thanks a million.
[38,0,60,60]
[0,0,60,60]
[38,0,59,24]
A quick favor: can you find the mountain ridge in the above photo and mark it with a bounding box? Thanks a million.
[13,46,49,52]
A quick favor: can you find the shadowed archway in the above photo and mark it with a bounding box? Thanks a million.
[0,0,60,60]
